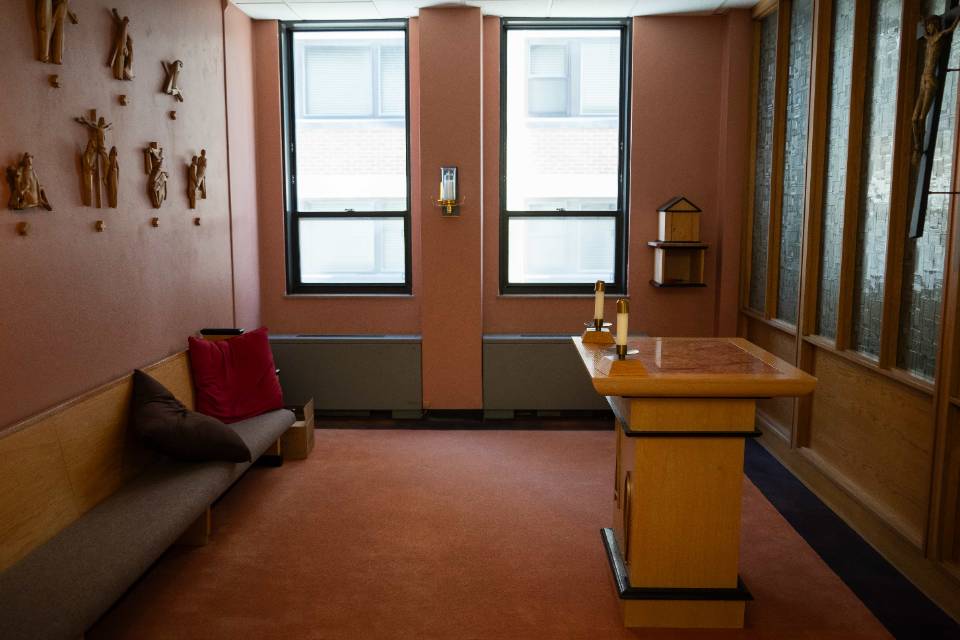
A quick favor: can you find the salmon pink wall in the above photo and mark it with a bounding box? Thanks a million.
[482,13,752,336]
[418,7,484,409]
[249,9,752,408]
[715,11,753,337]
[254,19,423,335]
[0,0,235,429]
[224,4,261,330]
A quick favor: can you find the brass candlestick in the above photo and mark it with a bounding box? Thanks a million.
[616,298,629,360]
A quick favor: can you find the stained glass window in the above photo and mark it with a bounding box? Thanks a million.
[777,0,814,325]
[750,12,779,312]
[816,0,856,339]
[851,0,902,358]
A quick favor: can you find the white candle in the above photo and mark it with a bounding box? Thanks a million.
[616,298,629,346]
[593,280,605,321]
[441,170,456,201]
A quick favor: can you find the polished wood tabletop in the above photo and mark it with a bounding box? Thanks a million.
[572,336,817,398]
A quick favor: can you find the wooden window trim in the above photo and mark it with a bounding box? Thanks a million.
[833,0,871,352]
[879,1,922,368]
[764,1,792,320]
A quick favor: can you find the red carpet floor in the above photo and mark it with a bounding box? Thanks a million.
[90,430,891,639]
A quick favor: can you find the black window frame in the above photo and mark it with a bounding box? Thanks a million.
[499,17,632,296]
[280,20,413,295]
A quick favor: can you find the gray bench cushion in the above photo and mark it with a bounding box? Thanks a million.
[0,408,294,640]
[231,408,296,460]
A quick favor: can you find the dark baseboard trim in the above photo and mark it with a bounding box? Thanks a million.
[621,427,762,439]
[600,528,752,601]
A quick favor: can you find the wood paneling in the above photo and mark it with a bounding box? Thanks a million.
[807,348,933,546]
[621,598,745,629]
[744,314,797,439]
[609,397,755,432]
[757,415,960,622]
[742,0,960,617]
[629,437,745,589]
[0,352,194,572]
[0,421,80,572]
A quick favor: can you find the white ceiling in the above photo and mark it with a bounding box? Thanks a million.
[231,0,756,21]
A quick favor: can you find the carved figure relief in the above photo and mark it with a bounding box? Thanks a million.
[6,153,53,211]
[106,146,119,208]
[912,15,959,167]
[144,142,168,209]
[107,8,134,80]
[187,149,207,209]
[37,0,78,64]
[75,110,114,208]
[162,60,184,102]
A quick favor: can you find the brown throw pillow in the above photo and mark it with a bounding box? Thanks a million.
[130,370,251,463]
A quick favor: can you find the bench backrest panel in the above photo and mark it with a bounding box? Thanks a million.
[0,352,194,572]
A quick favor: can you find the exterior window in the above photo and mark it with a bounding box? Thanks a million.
[501,20,630,294]
[281,22,411,293]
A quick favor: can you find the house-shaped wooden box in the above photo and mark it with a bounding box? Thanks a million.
[650,196,707,287]
[657,196,701,242]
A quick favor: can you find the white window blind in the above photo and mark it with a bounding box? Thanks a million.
[304,46,373,116]
[379,45,405,117]
[529,44,567,76]
[528,44,568,115]
[580,41,620,115]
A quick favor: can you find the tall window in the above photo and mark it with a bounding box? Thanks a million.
[281,22,411,293]
[500,19,631,294]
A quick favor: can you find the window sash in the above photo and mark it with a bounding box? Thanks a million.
[282,21,412,294]
[500,19,631,295]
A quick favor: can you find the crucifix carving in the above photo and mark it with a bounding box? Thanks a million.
[909,8,960,239]
[75,109,115,208]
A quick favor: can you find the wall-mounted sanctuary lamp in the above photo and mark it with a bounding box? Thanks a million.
[436,166,463,216]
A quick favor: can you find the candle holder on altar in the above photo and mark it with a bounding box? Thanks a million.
[582,320,615,345]
[582,280,615,344]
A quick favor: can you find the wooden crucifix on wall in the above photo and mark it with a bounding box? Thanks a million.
[909,6,960,239]
[75,109,115,208]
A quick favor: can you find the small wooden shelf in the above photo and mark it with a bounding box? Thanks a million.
[650,280,707,288]
[647,241,708,249]
[648,241,707,287]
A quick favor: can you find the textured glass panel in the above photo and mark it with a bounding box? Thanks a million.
[851,0,902,358]
[897,6,956,380]
[816,0,856,339]
[750,12,778,312]
[777,0,814,325]
[507,217,616,284]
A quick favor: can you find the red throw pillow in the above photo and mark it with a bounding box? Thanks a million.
[187,327,284,423]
